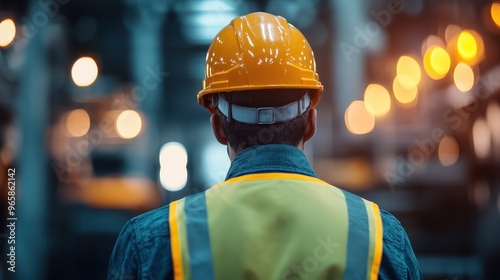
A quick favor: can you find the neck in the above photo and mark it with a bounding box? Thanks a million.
[228,141,305,162]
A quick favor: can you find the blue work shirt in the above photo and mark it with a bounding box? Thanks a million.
[108,144,422,280]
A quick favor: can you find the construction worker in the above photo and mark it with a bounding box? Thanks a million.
[108,12,422,280]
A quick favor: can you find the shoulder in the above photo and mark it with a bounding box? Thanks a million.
[378,210,422,280]
[127,204,171,240]
[123,204,172,262]
[108,204,173,280]
[380,210,405,249]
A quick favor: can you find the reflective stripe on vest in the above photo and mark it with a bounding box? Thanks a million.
[169,173,383,280]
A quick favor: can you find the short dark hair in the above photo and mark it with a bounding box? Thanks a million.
[215,89,310,153]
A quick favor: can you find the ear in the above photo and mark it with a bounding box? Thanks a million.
[303,108,317,143]
[210,114,228,145]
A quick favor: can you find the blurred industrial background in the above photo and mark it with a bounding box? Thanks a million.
[0,0,499,279]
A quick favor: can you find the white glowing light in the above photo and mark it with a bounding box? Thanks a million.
[115,110,142,139]
[472,118,491,159]
[159,142,188,167]
[159,166,188,192]
[159,142,188,191]
[71,57,99,87]
[0,19,16,47]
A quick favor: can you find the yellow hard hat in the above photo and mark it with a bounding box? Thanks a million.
[197,12,323,114]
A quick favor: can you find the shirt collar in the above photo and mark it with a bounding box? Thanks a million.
[225,144,317,180]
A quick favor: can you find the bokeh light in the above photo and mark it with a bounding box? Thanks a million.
[423,46,451,80]
[456,30,477,61]
[472,181,490,208]
[0,18,16,47]
[393,76,418,105]
[491,3,500,27]
[160,167,188,192]
[468,30,485,65]
[421,35,445,60]
[422,35,445,55]
[445,25,461,43]
[159,142,188,167]
[486,102,500,147]
[65,109,91,137]
[396,56,421,89]
[473,118,491,159]
[159,142,188,191]
[453,62,475,92]
[363,84,391,117]
[345,100,375,135]
[438,136,460,166]
[115,110,142,139]
[201,141,231,187]
[71,57,99,87]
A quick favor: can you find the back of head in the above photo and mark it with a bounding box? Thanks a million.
[197,12,323,152]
